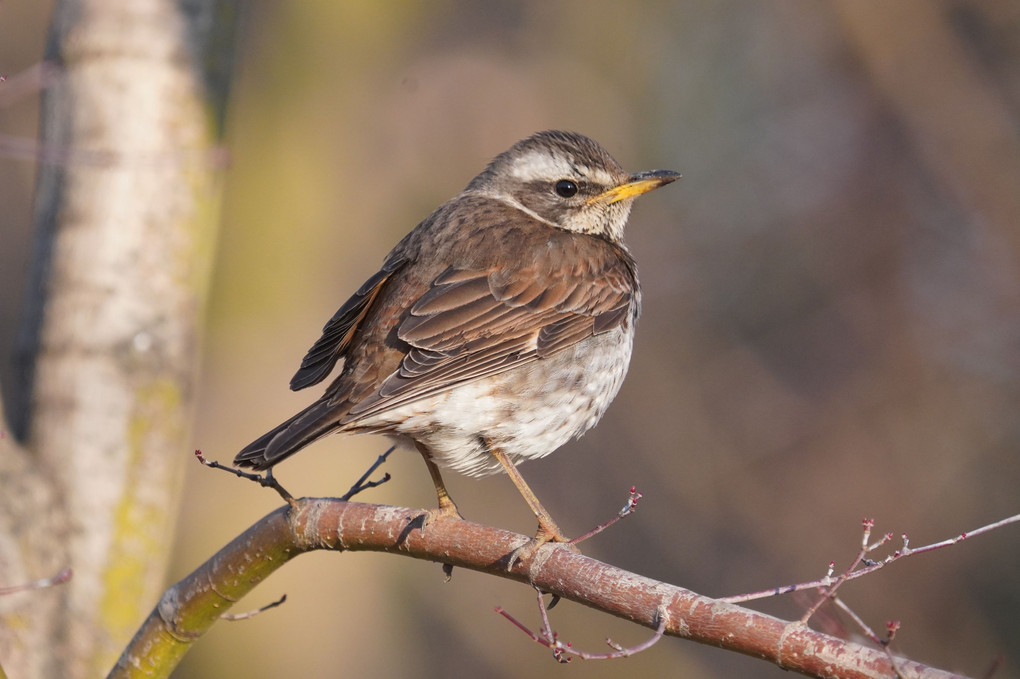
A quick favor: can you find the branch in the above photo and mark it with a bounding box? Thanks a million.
[721,514,1020,606]
[0,568,72,596]
[109,499,968,679]
[496,587,668,661]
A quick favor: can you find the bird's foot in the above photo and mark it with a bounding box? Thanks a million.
[506,522,579,571]
[413,497,464,534]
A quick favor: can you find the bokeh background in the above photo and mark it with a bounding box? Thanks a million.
[2,1,1019,677]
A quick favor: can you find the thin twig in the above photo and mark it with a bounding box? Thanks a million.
[340,446,395,501]
[979,654,1005,679]
[0,568,73,596]
[194,450,296,506]
[797,519,885,624]
[495,586,668,662]
[0,62,61,108]
[569,486,643,546]
[718,513,1020,674]
[831,597,880,644]
[220,594,287,621]
[720,513,1020,605]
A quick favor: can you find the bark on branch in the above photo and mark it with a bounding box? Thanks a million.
[111,498,968,679]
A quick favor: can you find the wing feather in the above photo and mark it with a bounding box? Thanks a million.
[345,250,637,421]
[289,256,406,391]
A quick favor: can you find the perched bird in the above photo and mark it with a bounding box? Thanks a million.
[235,130,679,545]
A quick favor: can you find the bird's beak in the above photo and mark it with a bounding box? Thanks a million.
[590,169,682,205]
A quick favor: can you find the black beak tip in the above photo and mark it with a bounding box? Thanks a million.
[631,169,682,185]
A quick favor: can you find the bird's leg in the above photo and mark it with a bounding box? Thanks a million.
[415,443,463,526]
[490,447,570,545]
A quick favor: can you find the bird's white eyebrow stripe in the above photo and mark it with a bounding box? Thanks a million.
[504,149,619,187]
[508,150,574,182]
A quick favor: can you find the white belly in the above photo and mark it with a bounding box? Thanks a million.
[356,327,633,477]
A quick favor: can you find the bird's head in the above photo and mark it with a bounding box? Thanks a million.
[467,130,680,242]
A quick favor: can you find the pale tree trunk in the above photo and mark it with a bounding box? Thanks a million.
[0,2,239,677]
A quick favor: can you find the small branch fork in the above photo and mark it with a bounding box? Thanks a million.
[720,513,1020,668]
[496,587,668,663]
[720,513,1020,607]
[194,447,395,506]
[339,446,395,501]
[494,486,647,660]
[195,450,297,505]
[192,448,395,626]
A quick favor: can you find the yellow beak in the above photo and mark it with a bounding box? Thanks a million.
[590,169,681,205]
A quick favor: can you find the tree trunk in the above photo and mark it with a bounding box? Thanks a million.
[0,2,238,676]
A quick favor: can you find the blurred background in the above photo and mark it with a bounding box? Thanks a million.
[2,1,1019,677]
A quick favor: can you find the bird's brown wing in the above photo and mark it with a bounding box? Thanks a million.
[345,253,637,420]
[289,255,407,391]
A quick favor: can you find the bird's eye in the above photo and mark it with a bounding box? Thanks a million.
[554,179,578,198]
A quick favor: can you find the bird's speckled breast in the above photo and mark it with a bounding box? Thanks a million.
[355,324,635,477]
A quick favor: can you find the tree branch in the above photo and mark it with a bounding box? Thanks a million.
[110,499,968,679]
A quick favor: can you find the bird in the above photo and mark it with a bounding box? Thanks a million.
[235,130,679,547]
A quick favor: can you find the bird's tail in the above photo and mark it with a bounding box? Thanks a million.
[234,399,345,471]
